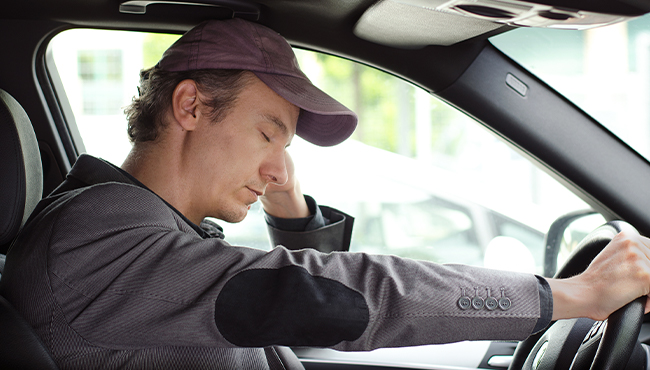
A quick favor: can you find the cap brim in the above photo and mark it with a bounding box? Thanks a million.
[254,72,357,146]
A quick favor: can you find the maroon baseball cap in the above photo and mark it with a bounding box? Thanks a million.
[159,18,357,146]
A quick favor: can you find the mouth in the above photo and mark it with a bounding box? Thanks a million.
[246,187,262,202]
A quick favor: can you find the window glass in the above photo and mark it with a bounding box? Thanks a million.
[49,30,150,165]
[78,49,124,115]
[48,28,601,276]
[492,13,650,162]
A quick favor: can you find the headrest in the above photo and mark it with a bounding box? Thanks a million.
[0,89,42,250]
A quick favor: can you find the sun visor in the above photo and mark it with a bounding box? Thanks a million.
[354,0,506,48]
[396,0,644,29]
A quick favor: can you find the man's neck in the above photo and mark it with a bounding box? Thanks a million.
[121,143,203,225]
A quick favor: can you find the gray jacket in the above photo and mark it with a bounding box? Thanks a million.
[0,155,549,369]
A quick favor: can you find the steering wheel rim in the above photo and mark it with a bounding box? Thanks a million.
[588,296,644,370]
[509,220,645,370]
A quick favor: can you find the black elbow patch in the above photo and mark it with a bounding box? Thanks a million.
[215,265,369,347]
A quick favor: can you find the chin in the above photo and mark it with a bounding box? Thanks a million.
[214,206,249,224]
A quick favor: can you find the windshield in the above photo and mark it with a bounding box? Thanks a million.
[492,13,650,161]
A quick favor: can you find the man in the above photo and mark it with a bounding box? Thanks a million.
[2,18,650,370]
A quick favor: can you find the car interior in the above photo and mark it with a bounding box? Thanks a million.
[3,0,650,369]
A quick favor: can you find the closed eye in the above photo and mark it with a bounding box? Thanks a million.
[261,132,271,142]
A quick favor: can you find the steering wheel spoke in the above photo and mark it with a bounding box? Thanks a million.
[522,318,595,369]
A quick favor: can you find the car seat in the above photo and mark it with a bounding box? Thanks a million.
[0,88,59,369]
[0,89,42,256]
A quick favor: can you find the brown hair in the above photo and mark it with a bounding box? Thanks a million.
[125,67,254,143]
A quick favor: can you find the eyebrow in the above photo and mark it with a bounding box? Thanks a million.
[262,114,290,136]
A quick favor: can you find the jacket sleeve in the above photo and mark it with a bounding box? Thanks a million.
[46,183,543,352]
[265,204,354,253]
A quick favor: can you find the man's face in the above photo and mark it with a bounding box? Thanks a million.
[191,75,299,223]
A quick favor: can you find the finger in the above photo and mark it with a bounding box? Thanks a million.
[626,233,650,265]
[606,231,650,264]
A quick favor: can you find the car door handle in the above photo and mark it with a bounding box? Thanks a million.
[488,354,513,368]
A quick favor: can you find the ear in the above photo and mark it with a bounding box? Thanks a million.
[171,80,200,132]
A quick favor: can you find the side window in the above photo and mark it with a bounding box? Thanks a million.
[48,28,599,276]
[49,30,153,165]
[349,197,480,264]
[490,212,545,273]
[77,49,124,114]
[379,198,481,265]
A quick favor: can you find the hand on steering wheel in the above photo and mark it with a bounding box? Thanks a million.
[510,221,649,370]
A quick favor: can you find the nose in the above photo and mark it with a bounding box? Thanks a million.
[261,149,288,186]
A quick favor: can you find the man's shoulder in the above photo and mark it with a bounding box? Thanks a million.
[38,182,188,252]
[69,180,153,198]
[27,181,174,239]
[55,182,170,219]
[67,154,135,186]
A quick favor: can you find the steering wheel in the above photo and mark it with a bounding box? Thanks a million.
[508,221,647,370]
